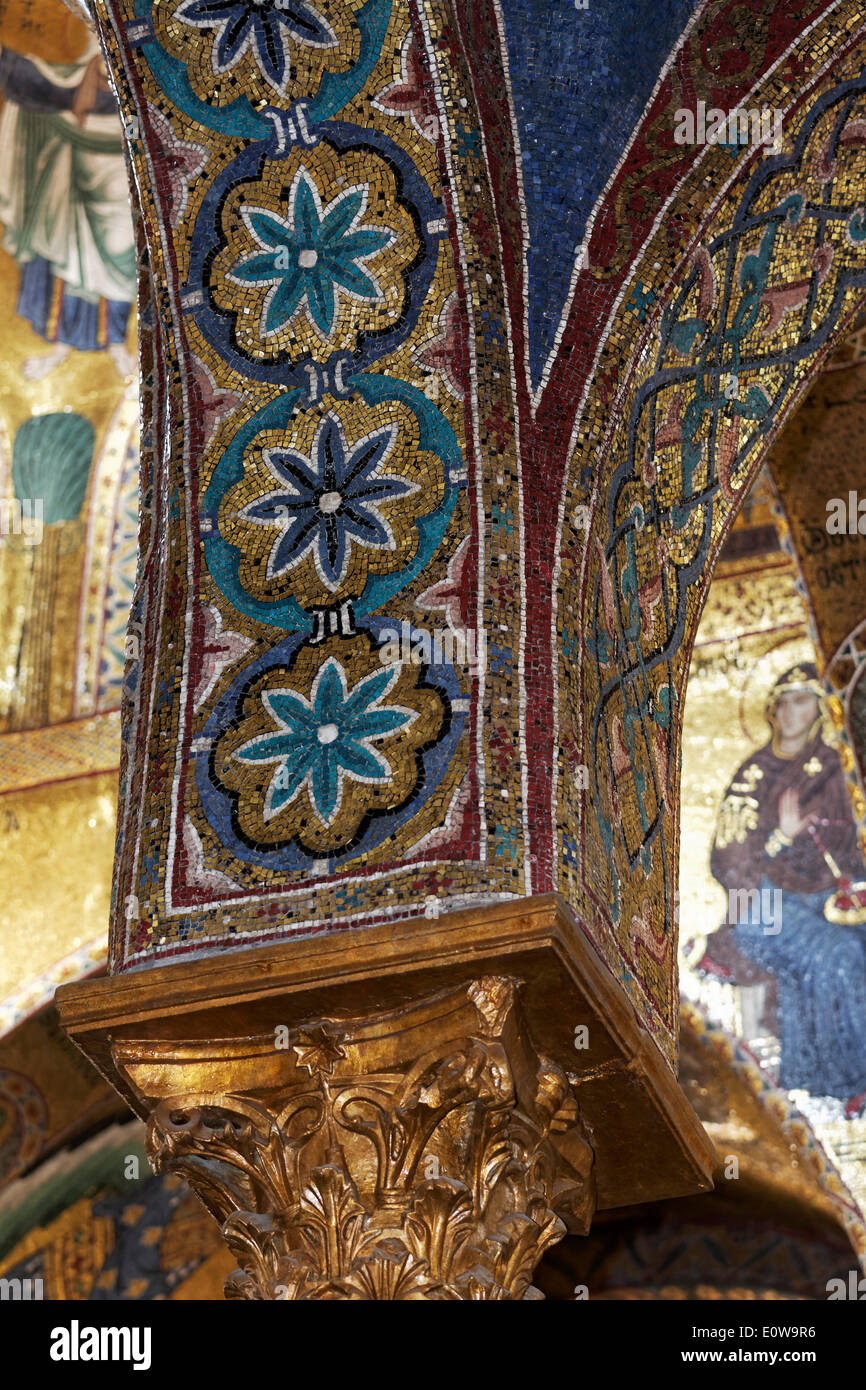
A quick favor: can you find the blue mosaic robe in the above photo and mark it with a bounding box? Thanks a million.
[712,732,866,1099]
[732,879,866,1098]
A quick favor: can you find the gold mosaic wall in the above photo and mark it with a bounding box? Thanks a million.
[0,0,139,1025]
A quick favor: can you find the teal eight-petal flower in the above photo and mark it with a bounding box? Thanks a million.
[229,168,397,340]
[234,658,416,826]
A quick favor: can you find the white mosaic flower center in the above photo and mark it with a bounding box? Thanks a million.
[318,490,342,514]
[298,248,319,269]
[317,722,339,745]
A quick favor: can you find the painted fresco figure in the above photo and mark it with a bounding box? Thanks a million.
[0,41,135,379]
[701,664,866,1110]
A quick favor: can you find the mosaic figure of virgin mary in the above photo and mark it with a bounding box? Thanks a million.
[699,663,866,1112]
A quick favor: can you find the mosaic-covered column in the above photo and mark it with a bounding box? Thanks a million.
[58,0,717,1298]
[109,0,487,950]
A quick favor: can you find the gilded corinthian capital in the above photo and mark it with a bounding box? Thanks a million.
[122,977,595,1301]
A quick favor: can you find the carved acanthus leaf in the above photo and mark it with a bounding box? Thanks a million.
[140,978,596,1299]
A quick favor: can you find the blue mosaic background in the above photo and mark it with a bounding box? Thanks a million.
[499,0,700,385]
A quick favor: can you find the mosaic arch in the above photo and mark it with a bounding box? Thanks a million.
[552,0,866,1062]
[100,0,490,976]
[89,0,866,1070]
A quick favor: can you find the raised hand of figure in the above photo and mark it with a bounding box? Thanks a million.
[71,53,107,126]
[778,787,816,839]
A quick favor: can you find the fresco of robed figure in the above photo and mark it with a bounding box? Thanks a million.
[0,35,136,379]
[698,663,866,1114]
